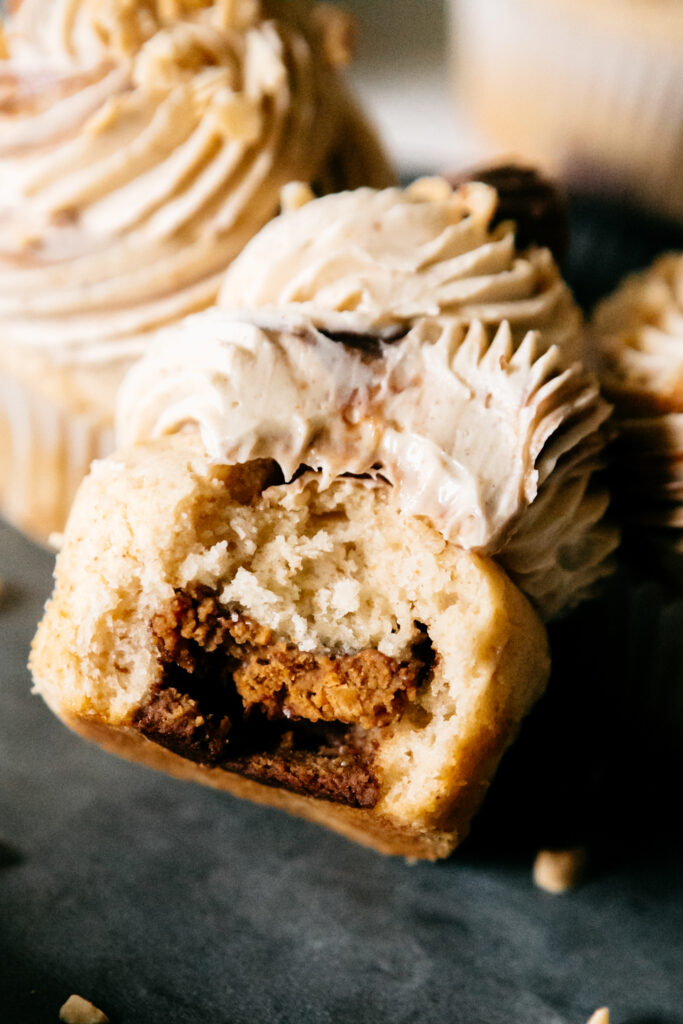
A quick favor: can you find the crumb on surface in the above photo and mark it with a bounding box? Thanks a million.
[59,994,109,1024]
[533,846,587,894]
[586,1009,609,1024]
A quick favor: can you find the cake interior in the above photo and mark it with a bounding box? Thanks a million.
[125,459,440,810]
[32,436,549,837]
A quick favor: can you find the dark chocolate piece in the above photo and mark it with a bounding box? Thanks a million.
[448,162,569,265]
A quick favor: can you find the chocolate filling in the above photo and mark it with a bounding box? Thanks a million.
[318,328,409,354]
[132,590,435,809]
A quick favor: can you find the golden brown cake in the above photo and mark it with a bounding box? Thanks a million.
[0,0,392,542]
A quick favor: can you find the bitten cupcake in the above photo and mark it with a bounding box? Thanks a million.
[31,181,617,859]
[0,0,392,542]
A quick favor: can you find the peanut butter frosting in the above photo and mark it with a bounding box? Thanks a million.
[218,178,585,359]
[594,255,683,574]
[594,254,683,415]
[0,0,392,370]
[117,307,616,617]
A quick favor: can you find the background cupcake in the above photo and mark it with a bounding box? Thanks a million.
[0,0,393,543]
[593,253,683,577]
[556,254,683,784]
[451,0,683,221]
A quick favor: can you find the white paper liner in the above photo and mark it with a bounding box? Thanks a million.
[0,372,113,545]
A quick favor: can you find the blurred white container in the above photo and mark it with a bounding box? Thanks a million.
[451,0,683,219]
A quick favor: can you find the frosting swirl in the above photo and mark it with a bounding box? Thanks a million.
[218,178,585,358]
[594,254,683,576]
[117,307,616,617]
[0,0,392,369]
[594,253,683,415]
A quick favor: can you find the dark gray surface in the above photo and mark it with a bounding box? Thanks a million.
[2,200,683,1024]
[0,520,679,1024]
[1,479,683,1024]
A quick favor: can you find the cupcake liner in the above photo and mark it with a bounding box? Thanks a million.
[0,371,113,545]
[452,0,683,220]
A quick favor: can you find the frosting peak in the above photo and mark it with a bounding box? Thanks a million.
[594,253,683,415]
[219,179,584,358]
[6,0,300,69]
[117,307,616,616]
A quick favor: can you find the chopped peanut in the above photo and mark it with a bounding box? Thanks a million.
[59,994,109,1024]
[533,846,587,893]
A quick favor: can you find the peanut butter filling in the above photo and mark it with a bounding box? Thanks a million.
[132,590,434,808]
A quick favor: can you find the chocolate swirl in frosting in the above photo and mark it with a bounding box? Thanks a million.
[0,0,393,367]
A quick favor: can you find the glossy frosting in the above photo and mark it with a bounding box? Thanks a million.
[0,0,392,369]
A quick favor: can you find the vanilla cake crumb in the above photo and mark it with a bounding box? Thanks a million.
[533,847,587,893]
[59,994,109,1024]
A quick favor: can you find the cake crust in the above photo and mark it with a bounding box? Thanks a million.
[48,704,520,860]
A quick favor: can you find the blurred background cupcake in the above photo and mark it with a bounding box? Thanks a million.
[593,254,683,578]
[0,0,393,543]
[451,0,683,222]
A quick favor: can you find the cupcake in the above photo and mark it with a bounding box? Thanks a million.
[589,254,683,762]
[216,178,616,616]
[30,181,617,859]
[451,0,683,220]
[0,0,393,542]
[593,253,683,573]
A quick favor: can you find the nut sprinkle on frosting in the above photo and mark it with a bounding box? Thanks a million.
[0,0,392,365]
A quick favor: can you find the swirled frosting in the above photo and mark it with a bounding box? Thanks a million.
[218,178,585,359]
[117,307,616,617]
[0,0,392,370]
[594,254,683,573]
[594,253,683,415]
